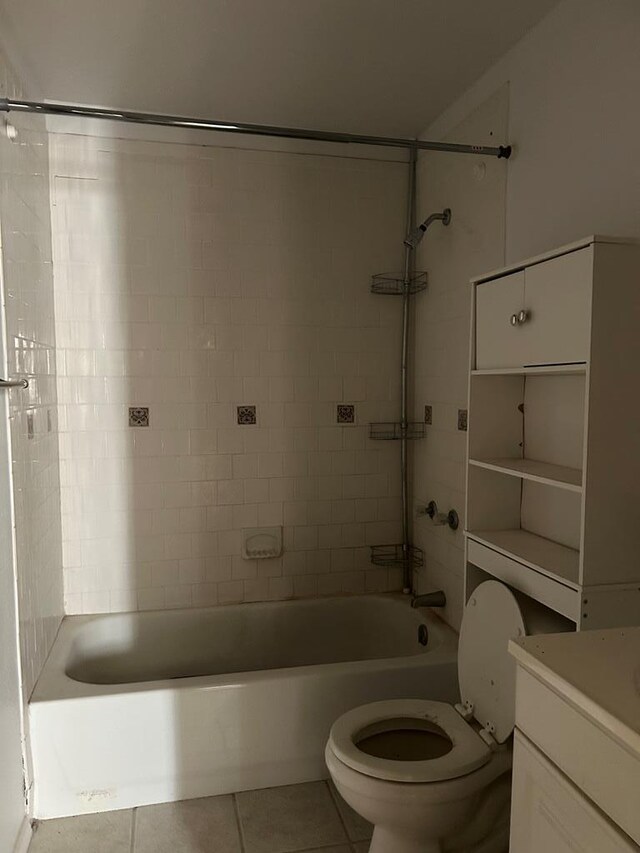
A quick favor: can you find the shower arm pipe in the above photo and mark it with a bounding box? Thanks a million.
[0,98,512,159]
[400,146,417,594]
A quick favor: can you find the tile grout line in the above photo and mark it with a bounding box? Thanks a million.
[129,808,137,853]
[324,779,352,846]
[326,779,371,851]
[232,793,247,853]
[286,845,361,852]
[269,843,359,853]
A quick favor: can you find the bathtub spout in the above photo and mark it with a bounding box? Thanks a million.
[411,591,446,609]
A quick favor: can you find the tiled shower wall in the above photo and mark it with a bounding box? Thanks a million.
[410,87,508,631]
[51,134,408,613]
[0,49,64,696]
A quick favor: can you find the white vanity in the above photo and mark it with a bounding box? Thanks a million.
[509,628,640,851]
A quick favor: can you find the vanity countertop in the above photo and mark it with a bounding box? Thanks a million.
[509,626,640,757]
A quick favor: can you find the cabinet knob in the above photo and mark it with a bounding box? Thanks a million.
[511,310,529,326]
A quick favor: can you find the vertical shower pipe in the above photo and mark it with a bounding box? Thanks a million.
[400,145,418,594]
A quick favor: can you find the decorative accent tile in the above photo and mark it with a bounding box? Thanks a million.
[457,408,468,431]
[237,405,257,425]
[26,410,34,439]
[129,406,149,427]
[337,404,355,425]
[424,404,432,425]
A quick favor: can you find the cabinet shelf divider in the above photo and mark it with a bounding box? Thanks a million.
[468,457,583,492]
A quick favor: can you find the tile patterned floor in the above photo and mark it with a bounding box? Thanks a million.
[28,781,372,853]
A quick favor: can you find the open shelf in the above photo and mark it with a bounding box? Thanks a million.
[369,422,425,441]
[371,271,428,295]
[469,457,582,492]
[467,529,580,589]
[471,364,587,377]
[370,544,424,570]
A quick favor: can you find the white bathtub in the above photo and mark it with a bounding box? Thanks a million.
[29,594,458,818]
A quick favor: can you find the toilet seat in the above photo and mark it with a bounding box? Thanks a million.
[328,698,491,783]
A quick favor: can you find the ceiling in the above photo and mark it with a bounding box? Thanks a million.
[0,0,559,137]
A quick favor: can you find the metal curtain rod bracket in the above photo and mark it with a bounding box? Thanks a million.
[0,98,512,159]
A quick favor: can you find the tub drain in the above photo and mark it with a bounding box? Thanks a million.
[418,624,429,646]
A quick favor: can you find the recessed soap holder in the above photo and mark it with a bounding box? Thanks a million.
[241,527,283,560]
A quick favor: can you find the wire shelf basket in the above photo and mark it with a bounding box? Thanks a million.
[371,271,428,295]
[370,544,424,570]
[369,422,425,441]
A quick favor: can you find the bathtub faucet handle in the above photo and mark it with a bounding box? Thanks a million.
[418,501,459,531]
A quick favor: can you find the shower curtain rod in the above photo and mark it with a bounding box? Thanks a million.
[0,97,512,159]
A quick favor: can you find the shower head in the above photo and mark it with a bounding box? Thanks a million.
[404,208,451,249]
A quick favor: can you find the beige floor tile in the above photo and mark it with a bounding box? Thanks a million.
[236,781,347,853]
[328,780,373,842]
[303,848,352,853]
[353,843,371,852]
[29,809,133,853]
[134,795,241,853]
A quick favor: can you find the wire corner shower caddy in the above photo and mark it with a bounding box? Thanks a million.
[369,422,425,441]
[371,271,428,296]
[370,544,424,571]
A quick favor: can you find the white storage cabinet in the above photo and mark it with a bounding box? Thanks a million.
[465,236,640,629]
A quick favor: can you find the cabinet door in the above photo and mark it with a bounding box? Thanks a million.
[519,247,593,366]
[510,732,637,853]
[475,270,525,369]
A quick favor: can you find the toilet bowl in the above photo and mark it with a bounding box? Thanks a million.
[326,700,512,853]
[325,580,556,853]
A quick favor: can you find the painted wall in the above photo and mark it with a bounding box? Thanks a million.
[413,0,640,626]
[51,134,408,613]
[427,0,640,262]
[411,88,508,630]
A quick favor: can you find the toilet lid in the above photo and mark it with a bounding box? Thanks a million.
[458,581,525,743]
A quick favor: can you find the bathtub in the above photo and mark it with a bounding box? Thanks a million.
[29,594,459,818]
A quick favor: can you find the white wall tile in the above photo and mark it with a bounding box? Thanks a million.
[0,48,64,696]
[52,136,407,612]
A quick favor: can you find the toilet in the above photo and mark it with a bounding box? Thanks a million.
[325,580,565,853]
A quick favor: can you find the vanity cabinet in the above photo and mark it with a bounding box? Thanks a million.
[509,732,637,853]
[465,236,640,629]
[509,628,640,852]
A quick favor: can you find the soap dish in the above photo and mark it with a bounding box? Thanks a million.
[241,527,283,560]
